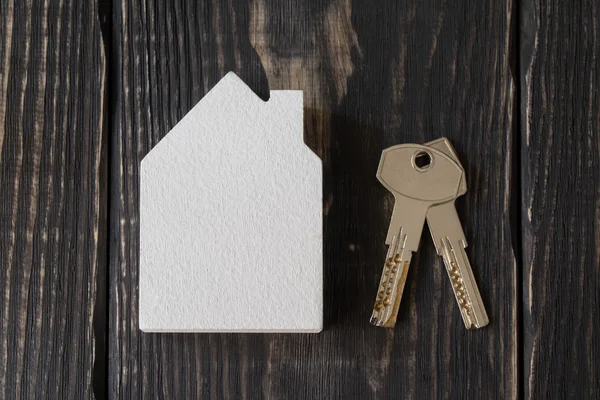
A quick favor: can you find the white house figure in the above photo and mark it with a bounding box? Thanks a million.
[139,72,323,332]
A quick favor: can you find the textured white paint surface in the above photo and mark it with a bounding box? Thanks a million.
[139,72,322,332]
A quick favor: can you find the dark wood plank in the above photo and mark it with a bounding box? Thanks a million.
[520,0,600,398]
[0,0,107,399]
[110,0,518,398]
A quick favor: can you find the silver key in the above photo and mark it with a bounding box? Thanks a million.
[371,144,464,327]
[425,138,489,329]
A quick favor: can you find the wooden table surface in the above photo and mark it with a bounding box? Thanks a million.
[1,0,598,398]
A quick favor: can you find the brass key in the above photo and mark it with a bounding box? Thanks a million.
[425,138,489,329]
[371,144,464,327]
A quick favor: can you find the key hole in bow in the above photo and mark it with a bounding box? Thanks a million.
[412,151,433,172]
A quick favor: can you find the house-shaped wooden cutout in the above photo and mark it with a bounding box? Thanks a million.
[139,72,323,332]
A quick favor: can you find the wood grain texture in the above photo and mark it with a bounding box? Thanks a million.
[0,0,106,399]
[520,0,600,398]
[110,0,518,399]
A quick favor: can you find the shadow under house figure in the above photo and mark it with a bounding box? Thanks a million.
[139,72,323,333]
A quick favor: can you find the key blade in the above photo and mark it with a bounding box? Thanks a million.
[370,246,413,328]
[427,202,489,329]
[441,237,489,329]
[371,196,426,328]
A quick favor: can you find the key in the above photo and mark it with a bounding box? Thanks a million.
[425,138,489,329]
[371,144,465,327]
